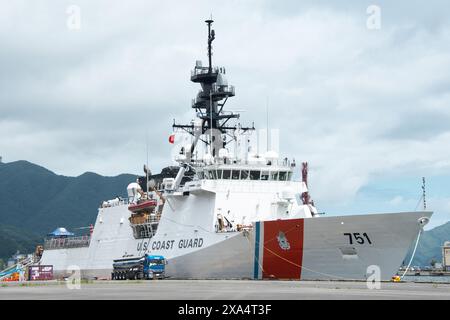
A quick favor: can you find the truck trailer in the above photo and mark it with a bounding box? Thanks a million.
[112,254,166,280]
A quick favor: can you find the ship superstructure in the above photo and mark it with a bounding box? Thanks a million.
[38,20,432,281]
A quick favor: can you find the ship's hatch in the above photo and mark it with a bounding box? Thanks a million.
[339,247,359,260]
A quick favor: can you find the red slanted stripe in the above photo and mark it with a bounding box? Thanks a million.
[128,199,157,212]
[262,218,304,279]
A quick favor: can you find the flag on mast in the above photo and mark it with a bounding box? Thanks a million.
[169,133,175,144]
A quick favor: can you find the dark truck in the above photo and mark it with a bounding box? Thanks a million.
[112,254,166,280]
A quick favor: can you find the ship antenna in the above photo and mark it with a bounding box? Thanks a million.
[205,18,215,73]
[205,17,215,157]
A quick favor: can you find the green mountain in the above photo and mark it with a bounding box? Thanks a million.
[0,160,136,261]
[406,221,450,267]
[0,224,41,265]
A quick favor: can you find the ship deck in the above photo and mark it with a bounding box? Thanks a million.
[1,279,450,300]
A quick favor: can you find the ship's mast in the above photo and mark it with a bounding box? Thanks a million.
[206,19,214,73]
[172,19,254,160]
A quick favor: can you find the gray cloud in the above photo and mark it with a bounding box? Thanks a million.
[1,1,450,223]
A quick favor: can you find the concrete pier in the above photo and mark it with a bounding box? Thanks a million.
[1,280,450,300]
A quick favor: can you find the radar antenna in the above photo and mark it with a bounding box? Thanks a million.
[172,19,255,160]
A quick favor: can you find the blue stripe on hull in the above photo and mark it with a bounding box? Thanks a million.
[253,221,260,279]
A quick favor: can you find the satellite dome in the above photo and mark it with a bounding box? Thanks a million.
[218,148,229,159]
[203,153,214,164]
[127,182,142,197]
[216,72,228,86]
[281,187,295,200]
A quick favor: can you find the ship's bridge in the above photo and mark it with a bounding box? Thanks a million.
[196,163,294,182]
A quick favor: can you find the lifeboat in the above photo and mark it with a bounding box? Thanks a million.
[128,199,157,213]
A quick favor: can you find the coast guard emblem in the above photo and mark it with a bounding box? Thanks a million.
[277,231,290,250]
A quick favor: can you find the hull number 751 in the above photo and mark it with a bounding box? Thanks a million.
[344,232,372,245]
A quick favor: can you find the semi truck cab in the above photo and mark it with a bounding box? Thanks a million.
[143,254,166,279]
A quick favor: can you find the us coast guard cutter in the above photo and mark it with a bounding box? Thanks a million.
[39,19,432,280]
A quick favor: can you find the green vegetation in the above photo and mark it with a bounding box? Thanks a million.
[404,221,450,267]
[0,160,135,262]
[0,224,41,262]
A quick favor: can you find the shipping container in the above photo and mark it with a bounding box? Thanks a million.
[28,265,53,281]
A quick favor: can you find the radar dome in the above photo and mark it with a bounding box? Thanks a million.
[216,73,228,86]
[127,182,142,198]
[203,153,214,164]
[281,187,295,200]
[218,148,229,159]
[148,179,156,189]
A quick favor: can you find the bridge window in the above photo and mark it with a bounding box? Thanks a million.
[203,169,292,181]
[270,171,278,181]
[222,170,231,179]
[250,170,261,180]
[261,171,269,181]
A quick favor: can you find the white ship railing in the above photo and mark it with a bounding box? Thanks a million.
[191,66,219,77]
[212,84,235,95]
[44,235,91,250]
[100,197,129,208]
[129,215,161,239]
[130,215,160,226]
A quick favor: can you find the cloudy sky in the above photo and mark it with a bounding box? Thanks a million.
[1,0,449,228]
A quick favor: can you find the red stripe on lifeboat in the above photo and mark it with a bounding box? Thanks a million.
[262,218,304,280]
[128,199,157,212]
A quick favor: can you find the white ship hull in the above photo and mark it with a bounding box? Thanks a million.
[40,201,431,281]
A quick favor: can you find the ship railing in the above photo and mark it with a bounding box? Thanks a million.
[44,235,91,250]
[212,84,235,96]
[129,215,161,227]
[129,216,160,239]
[100,197,129,208]
[191,66,219,77]
[192,97,207,107]
[192,158,296,169]
[241,158,296,168]
[215,224,253,233]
